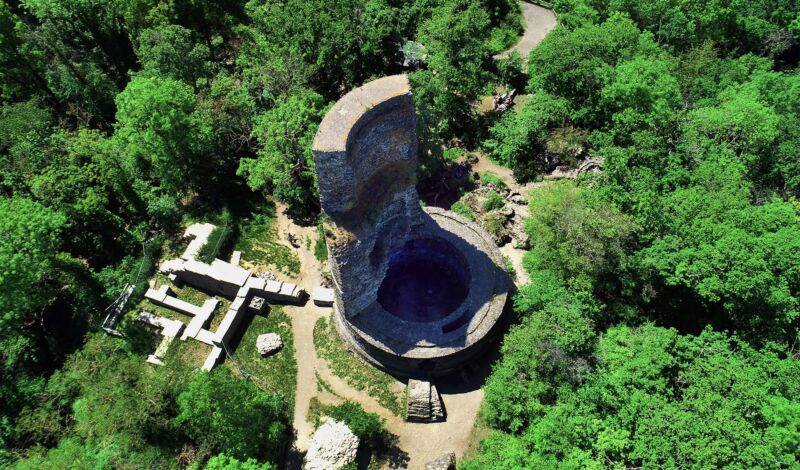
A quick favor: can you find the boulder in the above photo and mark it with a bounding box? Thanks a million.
[426,452,456,470]
[304,418,360,470]
[256,333,283,356]
[507,193,527,205]
[406,379,445,422]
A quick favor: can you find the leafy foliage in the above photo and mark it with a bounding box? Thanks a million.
[176,368,287,462]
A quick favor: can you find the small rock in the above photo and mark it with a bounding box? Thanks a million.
[254,270,277,280]
[508,193,526,205]
[256,333,283,356]
[304,418,360,470]
[426,452,456,470]
[248,296,266,312]
[500,205,515,219]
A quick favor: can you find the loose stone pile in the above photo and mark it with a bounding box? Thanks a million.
[406,379,445,423]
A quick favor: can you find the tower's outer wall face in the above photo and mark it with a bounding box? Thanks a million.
[312,75,421,319]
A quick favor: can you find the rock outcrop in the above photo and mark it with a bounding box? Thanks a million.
[304,418,360,470]
[426,452,456,470]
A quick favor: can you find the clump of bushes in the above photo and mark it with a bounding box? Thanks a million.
[451,201,476,221]
[198,208,234,263]
[482,190,506,212]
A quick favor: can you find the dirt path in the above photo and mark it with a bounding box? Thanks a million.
[495,1,557,62]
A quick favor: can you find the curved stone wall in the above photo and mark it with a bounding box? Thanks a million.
[313,75,422,319]
[313,75,508,377]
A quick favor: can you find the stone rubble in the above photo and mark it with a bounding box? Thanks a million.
[304,418,360,470]
[406,378,445,422]
[256,333,284,356]
[425,452,457,470]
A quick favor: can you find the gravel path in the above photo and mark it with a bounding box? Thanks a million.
[495,1,557,62]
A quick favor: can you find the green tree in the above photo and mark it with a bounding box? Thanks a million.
[205,454,276,470]
[114,76,214,197]
[411,0,493,138]
[482,92,569,179]
[0,197,66,331]
[175,367,287,462]
[237,88,326,214]
[135,24,211,84]
[527,15,659,126]
[636,157,800,342]
[472,324,800,469]
[599,56,682,141]
[524,181,636,294]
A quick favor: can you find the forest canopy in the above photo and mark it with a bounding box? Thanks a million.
[1,0,800,468]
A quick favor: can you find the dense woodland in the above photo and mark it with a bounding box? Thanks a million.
[1,0,800,468]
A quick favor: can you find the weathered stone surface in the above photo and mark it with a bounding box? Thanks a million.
[406,379,445,422]
[248,296,266,312]
[313,75,508,377]
[507,192,527,205]
[313,74,421,320]
[425,452,456,470]
[304,418,359,470]
[313,287,335,306]
[256,333,283,356]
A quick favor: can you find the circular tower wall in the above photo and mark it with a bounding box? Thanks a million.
[312,75,508,377]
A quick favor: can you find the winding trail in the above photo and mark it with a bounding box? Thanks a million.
[495,1,557,62]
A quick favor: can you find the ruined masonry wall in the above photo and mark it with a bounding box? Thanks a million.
[312,75,422,319]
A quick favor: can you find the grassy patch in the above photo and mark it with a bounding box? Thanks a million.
[315,371,339,396]
[235,203,300,277]
[480,171,507,190]
[163,337,211,370]
[451,201,476,221]
[313,315,404,416]
[314,221,328,264]
[482,190,506,212]
[135,276,222,325]
[227,307,297,410]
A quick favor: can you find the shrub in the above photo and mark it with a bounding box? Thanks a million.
[451,201,476,221]
[198,208,234,263]
[314,220,328,263]
[322,402,388,450]
[480,171,507,189]
[482,190,506,212]
[482,211,507,240]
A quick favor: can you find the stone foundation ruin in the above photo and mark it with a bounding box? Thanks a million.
[313,75,508,377]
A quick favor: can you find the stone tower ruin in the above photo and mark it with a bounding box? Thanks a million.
[313,75,507,377]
